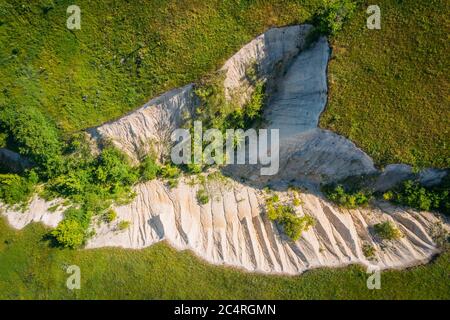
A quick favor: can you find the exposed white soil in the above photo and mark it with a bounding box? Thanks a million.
[2,25,448,274]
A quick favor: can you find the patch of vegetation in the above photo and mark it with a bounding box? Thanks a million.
[266,197,315,241]
[0,171,38,208]
[383,179,449,216]
[322,184,371,208]
[362,243,376,260]
[50,216,86,249]
[139,156,161,181]
[103,209,117,224]
[196,189,210,205]
[313,0,357,35]
[321,0,450,168]
[373,221,403,241]
[117,220,130,231]
[0,104,63,177]
[194,73,266,133]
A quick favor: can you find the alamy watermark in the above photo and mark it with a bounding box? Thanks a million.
[66,265,81,290]
[367,5,381,30]
[67,5,81,30]
[171,121,279,176]
[366,265,381,290]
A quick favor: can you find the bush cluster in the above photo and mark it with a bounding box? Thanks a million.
[0,171,38,208]
[373,221,403,241]
[313,0,357,35]
[266,196,315,241]
[196,189,209,205]
[194,71,266,133]
[322,184,371,208]
[383,179,449,215]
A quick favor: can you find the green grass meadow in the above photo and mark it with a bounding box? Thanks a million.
[321,0,450,168]
[0,217,449,299]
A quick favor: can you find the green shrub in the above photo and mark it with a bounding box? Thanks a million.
[323,184,371,208]
[0,171,37,206]
[0,105,63,177]
[293,197,302,206]
[266,199,315,241]
[384,180,449,215]
[196,189,209,205]
[314,0,357,35]
[117,220,130,231]
[362,243,376,259]
[186,163,203,174]
[51,219,86,249]
[374,222,403,241]
[140,156,160,181]
[160,164,181,180]
[280,213,315,241]
[167,179,179,189]
[104,209,117,223]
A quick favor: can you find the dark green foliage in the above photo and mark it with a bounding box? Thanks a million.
[50,218,85,249]
[0,105,63,177]
[194,73,266,133]
[373,221,403,241]
[0,170,38,207]
[196,189,209,205]
[42,142,140,247]
[117,220,130,231]
[140,156,160,181]
[383,179,450,215]
[266,200,315,241]
[313,0,357,35]
[322,184,371,208]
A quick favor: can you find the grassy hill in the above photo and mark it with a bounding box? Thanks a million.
[0,0,322,133]
[321,0,450,168]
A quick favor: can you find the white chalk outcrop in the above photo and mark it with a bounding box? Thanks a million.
[2,25,448,275]
[86,179,445,274]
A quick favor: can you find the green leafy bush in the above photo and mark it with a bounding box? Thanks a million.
[140,156,160,181]
[51,218,86,249]
[117,220,130,231]
[0,171,37,206]
[196,189,209,205]
[280,213,315,241]
[266,199,315,241]
[160,164,181,180]
[104,209,117,223]
[383,180,449,215]
[0,105,63,177]
[314,0,357,35]
[362,243,376,259]
[374,221,403,241]
[323,184,371,208]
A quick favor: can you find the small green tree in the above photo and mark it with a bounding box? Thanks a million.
[117,220,131,231]
[140,156,160,181]
[374,222,403,240]
[196,189,209,205]
[51,219,85,248]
